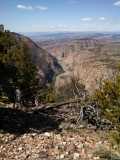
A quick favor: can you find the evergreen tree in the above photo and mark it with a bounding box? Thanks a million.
[0,30,39,107]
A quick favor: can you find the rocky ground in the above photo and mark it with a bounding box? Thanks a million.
[0,129,113,160]
[0,104,120,160]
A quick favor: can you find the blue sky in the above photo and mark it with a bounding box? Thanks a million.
[1,0,120,32]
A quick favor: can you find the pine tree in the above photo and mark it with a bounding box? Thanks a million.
[0,30,39,107]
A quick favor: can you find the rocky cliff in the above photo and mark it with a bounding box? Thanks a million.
[38,38,120,92]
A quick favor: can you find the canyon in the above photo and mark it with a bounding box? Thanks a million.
[34,33,120,92]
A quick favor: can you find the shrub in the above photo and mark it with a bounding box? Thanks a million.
[93,71,120,150]
[93,77,120,126]
[38,85,56,103]
[94,147,120,160]
[109,130,120,151]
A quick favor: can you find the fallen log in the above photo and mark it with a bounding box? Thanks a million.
[48,98,81,109]
[31,98,82,112]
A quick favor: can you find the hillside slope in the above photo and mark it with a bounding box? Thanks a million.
[12,32,63,84]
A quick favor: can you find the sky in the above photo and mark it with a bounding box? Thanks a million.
[1,0,120,32]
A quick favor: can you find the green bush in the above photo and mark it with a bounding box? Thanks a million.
[94,147,120,160]
[93,71,120,150]
[93,77,120,126]
[109,130,120,150]
[38,85,56,103]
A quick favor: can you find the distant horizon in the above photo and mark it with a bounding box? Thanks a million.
[22,30,120,34]
[21,30,120,41]
[21,31,120,38]
[12,28,120,34]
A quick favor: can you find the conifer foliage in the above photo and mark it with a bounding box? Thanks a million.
[0,29,39,106]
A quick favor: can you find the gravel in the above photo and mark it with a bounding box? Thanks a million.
[0,129,111,160]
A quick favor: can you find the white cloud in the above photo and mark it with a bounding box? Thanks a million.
[99,17,106,20]
[17,4,33,10]
[81,17,92,21]
[114,1,120,6]
[17,4,48,11]
[36,6,48,11]
[81,17,106,22]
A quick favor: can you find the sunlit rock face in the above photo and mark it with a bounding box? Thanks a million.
[38,38,119,92]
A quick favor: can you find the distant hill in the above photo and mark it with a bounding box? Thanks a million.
[24,31,120,42]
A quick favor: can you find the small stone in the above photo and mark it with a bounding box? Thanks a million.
[63,141,66,145]
[73,153,80,159]
[66,152,68,155]
[22,134,27,139]
[44,132,51,137]
[56,134,61,140]
[93,156,100,160]
[60,154,65,159]
[31,133,37,136]
[18,147,23,151]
